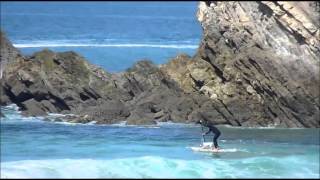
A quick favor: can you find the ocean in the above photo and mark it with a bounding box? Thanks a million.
[0,1,201,72]
[1,2,319,178]
[1,105,319,178]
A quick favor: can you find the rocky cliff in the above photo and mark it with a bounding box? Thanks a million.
[164,1,319,127]
[1,1,319,127]
[0,32,215,125]
[0,32,21,79]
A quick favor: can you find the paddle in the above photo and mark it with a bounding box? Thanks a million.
[201,123,205,144]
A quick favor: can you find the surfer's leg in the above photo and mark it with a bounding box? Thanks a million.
[213,131,221,148]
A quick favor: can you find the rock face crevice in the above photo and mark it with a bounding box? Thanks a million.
[167,1,319,127]
[1,1,319,127]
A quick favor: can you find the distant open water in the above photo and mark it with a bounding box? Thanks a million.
[0,1,201,72]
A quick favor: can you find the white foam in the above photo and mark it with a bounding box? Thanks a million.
[111,122,161,128]
[2,104,20,111]
[157,121,196,127]
[108,121,127,127]
[51,121,80,126]
[50,120,99,126]
[0,105,46,123]
[2,155,317,178]
[219,125,306,130]
[13,43,198,49]
[86,121,97,125]
[0,157,238,178]
[47,113,77,117]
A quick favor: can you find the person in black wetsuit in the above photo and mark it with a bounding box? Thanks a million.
[196,119,221,150]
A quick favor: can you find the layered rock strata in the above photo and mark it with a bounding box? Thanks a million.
[165,1,319,127]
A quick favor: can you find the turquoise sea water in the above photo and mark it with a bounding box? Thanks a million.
[1,105,319,178]
[0,1,201,72]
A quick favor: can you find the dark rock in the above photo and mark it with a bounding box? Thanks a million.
[161,1,320,127]
[21,99,47,116]
[0,1,318,127]
[81,100,130,124]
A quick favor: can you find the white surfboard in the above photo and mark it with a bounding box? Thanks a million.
[190,146,237,153]
[190,142,237,153]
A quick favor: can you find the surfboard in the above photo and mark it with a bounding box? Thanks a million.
[190,142,237,153]
[190,146,237,153]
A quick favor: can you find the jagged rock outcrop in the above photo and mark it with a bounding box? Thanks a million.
[163,1,319,127]
[1,47,128,117]
[0,33,221,125]
[1,1,319,127]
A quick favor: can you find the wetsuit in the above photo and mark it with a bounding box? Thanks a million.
[199,120,221,148]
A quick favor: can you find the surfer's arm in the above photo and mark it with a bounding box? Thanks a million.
[203,129,211,135]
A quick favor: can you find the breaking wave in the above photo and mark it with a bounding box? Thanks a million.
[1,156,318,178]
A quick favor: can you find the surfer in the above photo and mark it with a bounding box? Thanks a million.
[196,119,221,150]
